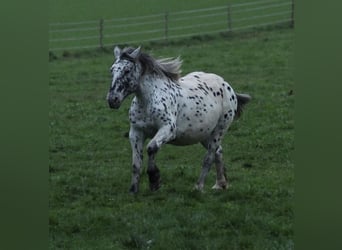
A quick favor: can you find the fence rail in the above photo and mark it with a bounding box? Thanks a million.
[49,0,294,51]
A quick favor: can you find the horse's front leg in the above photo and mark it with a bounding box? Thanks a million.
[146,124,176,191]
[129,127,145,194]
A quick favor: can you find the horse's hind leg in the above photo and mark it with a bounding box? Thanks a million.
[195,147,215,191]
[197,118,231,191]
[196,143,227,191]
[212,146,228,190]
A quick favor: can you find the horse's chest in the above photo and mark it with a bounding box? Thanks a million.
[129,104,169,137]
[130,109,155,127]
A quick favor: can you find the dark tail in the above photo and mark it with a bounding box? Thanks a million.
[235,93,251,119]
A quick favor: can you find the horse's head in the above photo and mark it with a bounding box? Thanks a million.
[107,46,142,109]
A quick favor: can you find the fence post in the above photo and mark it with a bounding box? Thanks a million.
[291,0,294,28]
[227,4,232,33]
[164,11,169,43]
[99,18,104,49]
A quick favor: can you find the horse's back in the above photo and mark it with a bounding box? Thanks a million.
[181,71,224,87]
[180,71,237,111]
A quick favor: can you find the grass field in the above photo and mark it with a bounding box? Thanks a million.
[49,25,294,249]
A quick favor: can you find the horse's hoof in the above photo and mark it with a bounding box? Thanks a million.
[212,182,229,190]
[211,184,226,190]
[129,184,139,194]
[193,183,204,192]
[212,178,229,190]
[149,181,161,191]
[147,168,161,191]
[212,184,222,190]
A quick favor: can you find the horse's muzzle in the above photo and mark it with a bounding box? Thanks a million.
[107,96,121,109]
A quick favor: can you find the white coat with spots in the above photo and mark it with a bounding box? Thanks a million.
[107,46,251,193]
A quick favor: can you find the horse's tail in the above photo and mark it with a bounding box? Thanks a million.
[235,93,251,119]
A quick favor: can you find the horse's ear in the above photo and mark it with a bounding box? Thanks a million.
[114,46,121,59]
[129,46,141,60]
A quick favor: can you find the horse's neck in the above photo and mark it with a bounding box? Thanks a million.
[136,74,167,103]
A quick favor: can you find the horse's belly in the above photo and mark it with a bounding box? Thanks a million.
[172,94,223,145]
[169,133,209,146]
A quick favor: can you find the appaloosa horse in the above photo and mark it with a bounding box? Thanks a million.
[107,46,251,193]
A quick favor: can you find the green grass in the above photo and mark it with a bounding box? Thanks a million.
[49,28,294,249]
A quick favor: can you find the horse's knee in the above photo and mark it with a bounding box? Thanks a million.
[147,141,158,156]
[215,146,223,156]
[129,183,139,194]
[214,146,223,162]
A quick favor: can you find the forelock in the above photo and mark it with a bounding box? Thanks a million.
[115,46,182,81]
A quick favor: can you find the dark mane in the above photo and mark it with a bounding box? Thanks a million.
[121,47,182,81]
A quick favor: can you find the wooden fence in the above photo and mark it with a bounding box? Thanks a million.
[49,0,294,51]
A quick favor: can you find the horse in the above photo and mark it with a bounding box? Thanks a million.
[106,46,251,193]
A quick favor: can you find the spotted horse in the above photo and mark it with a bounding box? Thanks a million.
[107,46,251,193]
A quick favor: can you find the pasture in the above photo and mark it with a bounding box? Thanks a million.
[49,26,294,249]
